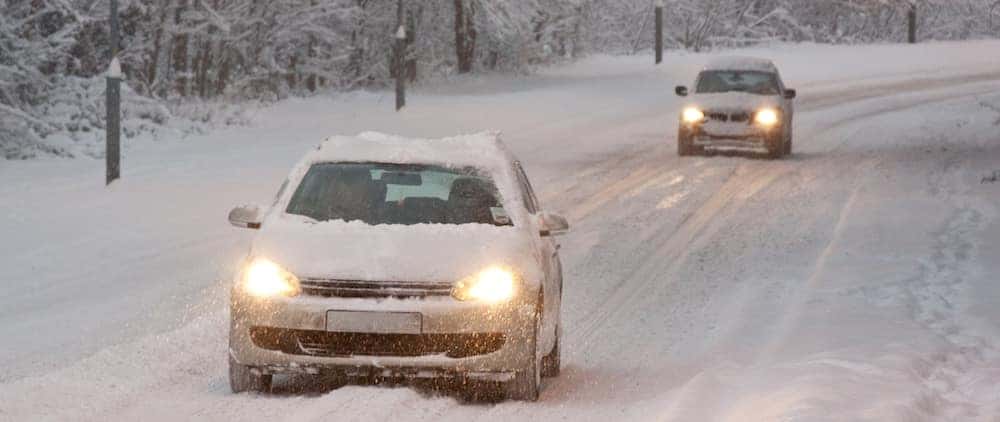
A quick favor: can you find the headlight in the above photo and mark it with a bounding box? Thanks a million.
[243,258,300,298]
[755,108,780,126]
[682,107,705,123]
[452,267,518,303]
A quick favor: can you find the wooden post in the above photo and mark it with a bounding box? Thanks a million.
[106,0,121,185]
[655,0,664,64]
[406,9,418,82]
[908,4,917,44]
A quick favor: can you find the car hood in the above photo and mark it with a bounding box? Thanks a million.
[687,92,782,112]
[249,215,541,284]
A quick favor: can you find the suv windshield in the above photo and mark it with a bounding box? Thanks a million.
[696,70,779,95]
[286,163,510,226]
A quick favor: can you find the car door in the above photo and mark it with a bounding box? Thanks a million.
[513,161,561,348]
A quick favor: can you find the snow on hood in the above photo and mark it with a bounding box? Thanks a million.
[687,92,782,112]
[250,215,542,285]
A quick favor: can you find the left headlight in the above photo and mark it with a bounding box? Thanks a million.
[682,107,705,123]
[242,258,301,298]
[755,108,780,126]
[452,267,518,303]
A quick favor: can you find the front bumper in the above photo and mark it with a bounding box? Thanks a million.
[682,121,780,150]
[229,290,537,380]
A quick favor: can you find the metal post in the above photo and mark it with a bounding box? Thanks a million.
[655,0,664,64]
[106,0,121,185]
[908,4,917,44]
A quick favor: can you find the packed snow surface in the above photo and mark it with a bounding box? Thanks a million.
[3,40,1000,421]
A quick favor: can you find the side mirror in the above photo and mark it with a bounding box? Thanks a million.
[229,204,263,229]
[539,212,570,237]
[783,89,797,100]
[675,86,688,97]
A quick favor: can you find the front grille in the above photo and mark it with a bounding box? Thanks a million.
[300,279,453,299]
[250,327,505,358]
[706,111,751,123]
[707,111,729,122]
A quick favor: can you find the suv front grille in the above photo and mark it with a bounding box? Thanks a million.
[250,327,505,358]
[706,111,751,123]
[300,279,453,299]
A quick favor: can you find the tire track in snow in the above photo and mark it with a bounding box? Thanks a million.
[753,160,869,364]
[567,160,792,355]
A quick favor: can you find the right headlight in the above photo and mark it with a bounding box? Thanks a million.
[242,258,301,298]
[682,107,705,123]
[452,267,519,303]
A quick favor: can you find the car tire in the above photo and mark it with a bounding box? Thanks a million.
[677,128,702,157]
[783,125,793,156]
[506,307,542,401]
[765,131,784,159]
[229,355,272,394]
[541,324,561,378]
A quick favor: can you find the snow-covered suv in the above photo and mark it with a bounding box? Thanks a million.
[226,132,568,401]
[675,57,797,158]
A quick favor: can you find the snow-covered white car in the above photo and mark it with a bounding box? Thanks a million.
[226,132,568,401]
[675,56,797,158]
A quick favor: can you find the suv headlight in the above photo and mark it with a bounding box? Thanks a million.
[682,107,705,123]
[243,258,301,298]
[755,108,780,126]
[452,267,518,303]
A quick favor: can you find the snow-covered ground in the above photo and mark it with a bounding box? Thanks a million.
[3,40,1000,421]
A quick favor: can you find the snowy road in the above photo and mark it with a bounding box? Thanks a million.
[3,41,1000,421]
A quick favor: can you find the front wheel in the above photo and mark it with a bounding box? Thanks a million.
[783,125,793,156]
[229,355,272,394]
[677,128,703,157]
[541,325,561,378]
[506,310,542,401]
[765,131,785,159]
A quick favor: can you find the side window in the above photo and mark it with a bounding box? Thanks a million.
[513,162,540,214]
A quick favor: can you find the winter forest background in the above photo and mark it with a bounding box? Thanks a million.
[3,0,1000,159]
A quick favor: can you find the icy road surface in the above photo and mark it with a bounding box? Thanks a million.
[3,41,1000,421]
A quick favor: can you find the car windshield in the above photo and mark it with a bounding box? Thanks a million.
[695,70,779,95]
[285,162,511,226]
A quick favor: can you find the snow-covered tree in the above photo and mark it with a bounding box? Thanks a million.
[3,0,1000,158]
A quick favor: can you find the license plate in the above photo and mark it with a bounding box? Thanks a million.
[326,311,422,334]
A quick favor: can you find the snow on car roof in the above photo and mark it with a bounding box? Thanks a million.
[703,56,778,73]
[306,131,515,171]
